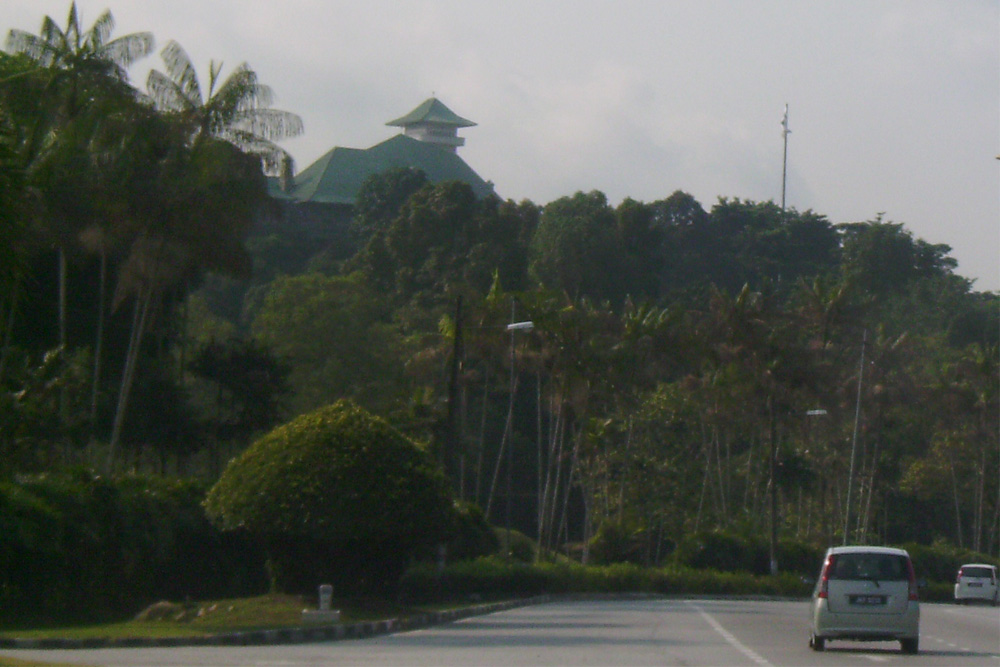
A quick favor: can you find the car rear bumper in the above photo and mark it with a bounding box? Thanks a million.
[813,605,919,641]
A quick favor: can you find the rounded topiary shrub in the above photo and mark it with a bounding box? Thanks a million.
[204,399,456,595]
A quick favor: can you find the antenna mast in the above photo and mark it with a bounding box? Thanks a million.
[781,104,791,212]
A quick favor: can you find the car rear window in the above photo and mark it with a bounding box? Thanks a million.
[961,566,995,578]
[830,553,908,581]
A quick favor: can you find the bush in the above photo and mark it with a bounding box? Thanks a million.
[589,520,645,565]
[672,531,769,574]
[446,502,500,561]
[671,530,821,576]
[494,527,536,563]
[0,469,265,623]
[204,399,456,595]
[902,540,999,584]
[398,557,814,603]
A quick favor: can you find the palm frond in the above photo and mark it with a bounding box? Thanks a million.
[232,108,304,141]
[39,15,66,51]
[207,64,258,121]
[4,29,54,65]
[219,129,288,173]
[146,69,193,113]
[87,9,115,50]
[101,32,154,69]
[206,60,225,99]
[160,40,201,104]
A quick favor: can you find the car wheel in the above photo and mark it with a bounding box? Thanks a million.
[810,635,825,652]
[900,637,919,654]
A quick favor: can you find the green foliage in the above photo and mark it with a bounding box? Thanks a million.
[250,272,407,415]
[902,540,1000,584]
[204,399,457,594]
[671,531,822,576]
[188,337,290,442]
[529,191,628,303]
[589,519,645,565]
[494,527,537,563]
[1,4,998,587]
[839,218,958,296]
[0,470,265,623]
[146,39,304,175]
[398,557,813,603]
[359,181,533,313]
[0,347,93,475]
[445,501,500,561]
[351,167,430,243]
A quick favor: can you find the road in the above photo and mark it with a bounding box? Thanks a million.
[2,598,998,666]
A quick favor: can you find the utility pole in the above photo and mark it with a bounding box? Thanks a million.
[844,330,867,545]
[768,103,792,576]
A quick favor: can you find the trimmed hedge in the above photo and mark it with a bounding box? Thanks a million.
[204,400,457,595]
[399,556,814,603]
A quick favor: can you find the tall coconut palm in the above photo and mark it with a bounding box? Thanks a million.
[146,40,303,176]
[5,2,153,161]
[5,3,153,429]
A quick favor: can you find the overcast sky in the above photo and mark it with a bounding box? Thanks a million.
[3,1,998,290]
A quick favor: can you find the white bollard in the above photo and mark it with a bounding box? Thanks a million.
[318,584,333,611]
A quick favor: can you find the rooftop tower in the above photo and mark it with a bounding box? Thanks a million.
[386,97,476,153]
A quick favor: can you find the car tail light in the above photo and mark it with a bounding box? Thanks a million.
[956,567,964,583]
[818,554,836,599]
[906,559,919,601]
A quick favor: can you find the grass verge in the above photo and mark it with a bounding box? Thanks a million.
[0,594,460,642]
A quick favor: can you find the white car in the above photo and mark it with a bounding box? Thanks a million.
[809,545,920,654]
[954,563,999,605]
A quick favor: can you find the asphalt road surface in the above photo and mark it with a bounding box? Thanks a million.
[3,598,998,666]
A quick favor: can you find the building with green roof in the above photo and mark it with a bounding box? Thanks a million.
[270,97,493,206]
[260,98,494,265]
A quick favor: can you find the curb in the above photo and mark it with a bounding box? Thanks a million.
[0,596,552,650]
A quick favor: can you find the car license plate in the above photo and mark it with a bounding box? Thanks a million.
[969,583,982,587]
[849,595,886,605]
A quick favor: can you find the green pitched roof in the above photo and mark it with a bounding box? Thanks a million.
[271,134,493,205]
[386,97,477,128]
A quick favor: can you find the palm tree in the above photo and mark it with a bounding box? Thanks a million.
[5,3,153,431]
[5,2,153,162]
[146,40,303,176]
[0,108,29,384]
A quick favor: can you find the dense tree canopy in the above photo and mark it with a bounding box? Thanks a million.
[1,5,997,578]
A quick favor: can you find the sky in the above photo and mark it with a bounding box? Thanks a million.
[3,1,998,291]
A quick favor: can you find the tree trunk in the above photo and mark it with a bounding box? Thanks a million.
[106,285,154,472]
[485,374,519,519]
[90,248,106,425]
[544,406,566,552]
[535,373,545,561]
[57,247,68,422]
[473,365,490,505]
[0,276,21,383]
[948,453,964,548]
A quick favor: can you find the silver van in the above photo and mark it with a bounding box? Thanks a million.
[809,545,920,654]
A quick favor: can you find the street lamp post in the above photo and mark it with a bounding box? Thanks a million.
[501,315,533,559]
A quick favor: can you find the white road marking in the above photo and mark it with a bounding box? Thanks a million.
[686,601,773,667]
